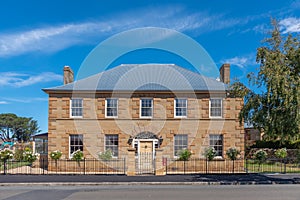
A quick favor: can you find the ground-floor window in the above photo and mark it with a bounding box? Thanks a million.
[174,134,188,157]
[69,134,83,157]
[105,134,119,157]
[209,134,223,157]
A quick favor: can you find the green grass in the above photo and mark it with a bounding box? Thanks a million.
[246,160,300,173]
[0,161,31,171]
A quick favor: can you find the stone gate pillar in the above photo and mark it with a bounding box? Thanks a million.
[126,148,136,176]
[155,149,166,176]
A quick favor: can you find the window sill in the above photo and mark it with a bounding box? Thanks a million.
[70,116,83,119]
[174,116,187,118]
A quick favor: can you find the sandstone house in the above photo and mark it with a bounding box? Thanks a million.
[43,63,244,175]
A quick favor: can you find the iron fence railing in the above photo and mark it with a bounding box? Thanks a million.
[0,158,126,175]
[164,158,245,174]
[1,157,300,175]
[245,158,300,173]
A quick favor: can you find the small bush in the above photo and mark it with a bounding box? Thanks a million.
[0,149,14,162]
[204,147,217,161]
[98,149,113,161]
[71,150,83,161]
[177,149,192,161]
[226,147,240,161]
[50,150,62,160]
[275,148,287,159]
[254,149,267,164]
[14,149,24,161]
[23,150,39,163]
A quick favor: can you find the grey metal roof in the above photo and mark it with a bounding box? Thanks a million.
[43,64,226,92]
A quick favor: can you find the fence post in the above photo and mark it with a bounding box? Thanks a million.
[3,160,7,175]
[42,158,45,175]
[84,158,86,175]
[284,159,286,174]
[205,159,208,174]
[123,157,126,175]
[184,161,186,175]
[245,159,248,173]
[165,158,168,175]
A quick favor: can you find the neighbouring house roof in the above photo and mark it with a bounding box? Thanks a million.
[43,64,226,93]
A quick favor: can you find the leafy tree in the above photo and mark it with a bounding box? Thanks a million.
[239,19,300,145]
[228,79,251,98]
[0,113,17,142]
[0,113,40,142]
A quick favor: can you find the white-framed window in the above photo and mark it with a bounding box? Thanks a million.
[174,134,188,157]
[105,134,119,157]
[70,98,83,118]
[209,98,222,118]
[174,98,187,117]
[209,134,223,157]
[69,134,83,158]
[140,98,153,118]
[105,98,118,118]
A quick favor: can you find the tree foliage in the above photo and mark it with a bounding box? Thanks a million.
[235,19,300,144]
[0,113,40,142]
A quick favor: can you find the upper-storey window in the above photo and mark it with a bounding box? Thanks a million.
[140,98,153,118]
[70,98,83,118]
[105,98,118,118]
[175,98,187,117]
[210,98,222,118]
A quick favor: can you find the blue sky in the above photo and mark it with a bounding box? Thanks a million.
[0,0,300,133]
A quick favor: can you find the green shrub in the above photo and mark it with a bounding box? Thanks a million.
[0,149,14,162]
[251,140,300,149]
[254,149,267,164]
[204,147,217,161]
[275,148,287,159]
[71,150,83,161]
[226,147,240,161]
[14,149,24,161]
[177,149,192,161]
[98,149,113,161]
[50,150,62,160]
[23,150,39,163]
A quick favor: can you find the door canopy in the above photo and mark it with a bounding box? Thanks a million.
[134,132,158,140]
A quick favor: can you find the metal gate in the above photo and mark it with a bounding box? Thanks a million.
[136,152,155,174]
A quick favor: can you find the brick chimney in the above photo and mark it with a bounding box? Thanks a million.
[63,66,74,85]
[219,63,230,84]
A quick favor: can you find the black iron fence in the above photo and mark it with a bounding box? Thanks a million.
[245,158,300,173]
[1,157,300,175]
[164,158,245,174]
[0,158,126,175]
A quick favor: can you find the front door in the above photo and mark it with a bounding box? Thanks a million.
[136,140,154,174]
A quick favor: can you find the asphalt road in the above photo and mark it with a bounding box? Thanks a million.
[0,185,299,200]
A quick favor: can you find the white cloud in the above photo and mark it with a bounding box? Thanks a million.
[2,97,47,103]
[0,72,62,87]
[0,6,243,57]
[222,55,256,69]
[0,101,9,104]
[279,17,300,33]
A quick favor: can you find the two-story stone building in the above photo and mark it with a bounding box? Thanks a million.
[43,63,244,175]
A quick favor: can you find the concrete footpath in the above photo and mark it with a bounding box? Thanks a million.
[1,173,300,186]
